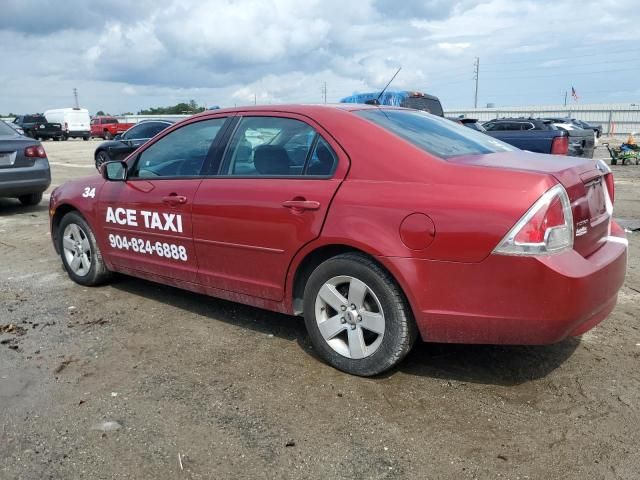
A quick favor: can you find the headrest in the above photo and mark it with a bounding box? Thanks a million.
[254,145,290,175]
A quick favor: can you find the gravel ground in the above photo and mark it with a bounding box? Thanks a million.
[0,140,639,480]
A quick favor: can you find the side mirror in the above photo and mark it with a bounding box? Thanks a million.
[114,134,122,140]
[102,161,127,181]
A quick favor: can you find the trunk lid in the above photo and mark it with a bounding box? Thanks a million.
[0,136,41,168]
[449,151,610,257]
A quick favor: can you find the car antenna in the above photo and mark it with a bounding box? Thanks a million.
[365,67,402,106]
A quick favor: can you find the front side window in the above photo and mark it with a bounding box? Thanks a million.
[130,118,226,178]
[357,109,515,158]
[222,116,323,176]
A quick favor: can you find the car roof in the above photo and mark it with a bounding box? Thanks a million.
[188,103,402,119]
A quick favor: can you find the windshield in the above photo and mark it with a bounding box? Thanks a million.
[357,109,516,159]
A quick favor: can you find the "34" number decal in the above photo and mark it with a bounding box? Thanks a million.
[82,187,96,198]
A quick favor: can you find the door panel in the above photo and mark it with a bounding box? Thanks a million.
[192,178,342,299]
[98,179,201,282]
[191,113,348,301]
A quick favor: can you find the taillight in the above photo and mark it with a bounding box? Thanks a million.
[494,184,573,256]
[596,159,615,205]
[24,145,47,158]
[551,135,569,155]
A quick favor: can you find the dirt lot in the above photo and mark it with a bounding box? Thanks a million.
[1,140,638,480]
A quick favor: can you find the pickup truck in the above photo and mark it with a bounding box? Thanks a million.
[90,116,135,140]
[482,118,593,158]
[13,114,64,141]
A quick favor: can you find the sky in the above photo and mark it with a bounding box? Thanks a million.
[1,0,640,115]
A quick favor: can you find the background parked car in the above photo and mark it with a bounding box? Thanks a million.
[94,119,173,169]
[542,118,595,158]
[90,116,135,140]
[448,117,486,132]
[44,107,91,140]
[482,118,572,156]
[13,114,63,141]
[546,117,602,138]
[0,120,51,205]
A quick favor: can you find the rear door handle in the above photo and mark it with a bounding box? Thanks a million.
[282,200,321,211]
[162,194,188,206]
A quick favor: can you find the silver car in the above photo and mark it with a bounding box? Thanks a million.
[0,120,51,205]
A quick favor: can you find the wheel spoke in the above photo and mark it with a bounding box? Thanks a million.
[318,283,347,312]
[70,254,81,271]
[69,224,81,241]
[347,326,367,359]
[317,314,346,341]
[81,236,91,253]
[348,278,368,309]
[80,253,91,271]
[360,311,385,335]
[62,237,75,252]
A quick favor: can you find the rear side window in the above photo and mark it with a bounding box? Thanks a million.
[357,109,515,158]
[221,116,336,177]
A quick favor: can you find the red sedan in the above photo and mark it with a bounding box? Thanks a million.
[49,105,627,376]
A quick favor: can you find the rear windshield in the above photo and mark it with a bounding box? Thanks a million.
[25,115,46,123]
[357,109,516,158]
[0,121,17,135]
[399,97,444,116]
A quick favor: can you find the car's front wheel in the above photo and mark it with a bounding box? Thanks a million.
[58,211,112,286]
[95,151,111,170]
[303,253,417,376]
[18,192,43,206]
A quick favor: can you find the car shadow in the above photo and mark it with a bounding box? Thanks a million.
[110,275,580,387]
[0,199,48,217]
[395,338,580,386]
[110,275,308,342]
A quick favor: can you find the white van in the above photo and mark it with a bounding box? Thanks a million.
[44,108,91,140]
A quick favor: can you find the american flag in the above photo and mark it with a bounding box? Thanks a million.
[571,86,579,102]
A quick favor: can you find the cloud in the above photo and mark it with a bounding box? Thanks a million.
[1,0,640,114]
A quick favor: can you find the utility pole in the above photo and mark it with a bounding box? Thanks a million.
[73,88,79,108]
[322,82,327,103]
[564,91,568,106]
[254,93,257,105]
[473,57,479,109]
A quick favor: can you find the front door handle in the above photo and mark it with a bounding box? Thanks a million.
[162,194,188,206]
[282,199,321,211]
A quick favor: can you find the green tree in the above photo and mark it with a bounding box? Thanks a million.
[96,110,106,116]
[137,100,205,115]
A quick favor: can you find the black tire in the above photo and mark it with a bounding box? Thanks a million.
[95,150,111,170]
[83,136,89,141]
[53,136,60,141]
[58,211,112,286]
[104,131,113,140]
[18,192,43,206]
[303,252,417,376]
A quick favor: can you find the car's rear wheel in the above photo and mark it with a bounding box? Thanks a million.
[18,192,43,206]
[303,253,417,376]
[104,131,113,140]
[83,136,89,141]
[59,211,112,286]
[95,151,111,170]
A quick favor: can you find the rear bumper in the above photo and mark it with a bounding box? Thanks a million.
[0,159,51,197]
[66,130,90,137]
[384,222,628,345]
